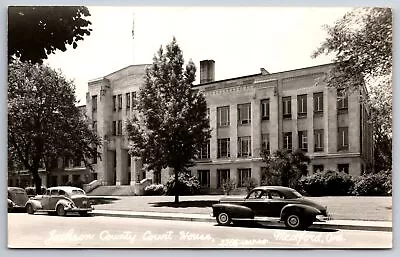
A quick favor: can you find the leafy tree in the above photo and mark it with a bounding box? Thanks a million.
[8,61,101,194]
[312,8,392,91]
[8,6,92,64]
[313,8,392,172]
[261,149,310,188]
[127,38,210,203]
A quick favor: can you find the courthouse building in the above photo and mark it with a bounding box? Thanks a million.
[85,60,373,193]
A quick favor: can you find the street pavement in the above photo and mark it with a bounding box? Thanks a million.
[7,213,392,248]
[89,195,392,221]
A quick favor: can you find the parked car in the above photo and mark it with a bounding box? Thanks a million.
[212,186,330,230]
[8,187,29,212]
[25,186,47,197]
[25,186,93,216]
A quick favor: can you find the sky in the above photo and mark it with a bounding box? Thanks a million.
[44,6,352,105]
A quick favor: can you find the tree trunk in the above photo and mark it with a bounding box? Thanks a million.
[31,169,42,195]
[174,170,179,203]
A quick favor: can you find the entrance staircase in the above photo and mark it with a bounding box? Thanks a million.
[87,185,136,196]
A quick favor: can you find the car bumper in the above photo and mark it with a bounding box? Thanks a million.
[64,206,93,212]
[316,214,333,222]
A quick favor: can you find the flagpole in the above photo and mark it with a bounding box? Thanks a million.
[132,13,135,65]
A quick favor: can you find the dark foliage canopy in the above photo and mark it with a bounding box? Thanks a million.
[8,61,101,193]
[8,6,92,64]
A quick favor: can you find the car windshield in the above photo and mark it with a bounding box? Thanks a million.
[71,189,85,196]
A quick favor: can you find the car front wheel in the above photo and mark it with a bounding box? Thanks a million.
[284,214,304,230]
[26,204,34,215]
[56,204,66,216]
[216,212,232,225]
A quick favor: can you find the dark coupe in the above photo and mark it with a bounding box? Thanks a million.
[212,186,329,230]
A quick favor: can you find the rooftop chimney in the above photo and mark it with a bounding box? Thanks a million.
[200,60,215,84]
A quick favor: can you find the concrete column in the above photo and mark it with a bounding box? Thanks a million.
[326,88,337,153]
[97,141,108,185]
[230,168,238,186]
[251,163,261,185]
[230,104,238,158]
[291,96,298,151]
[116,144,128,185]
[270,94,279,152]
[133,157,143,182]
[349,91,361,153]
[307,93,314,154]
[209,167,217,189]
[209,106,218,159]
[251,99,261,157]
[130,156,136,185]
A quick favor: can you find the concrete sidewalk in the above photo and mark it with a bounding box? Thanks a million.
[90,209,392,232]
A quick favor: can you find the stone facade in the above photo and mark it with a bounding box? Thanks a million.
[85,62,374,193]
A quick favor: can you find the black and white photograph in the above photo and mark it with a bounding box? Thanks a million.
[6,5,393,249]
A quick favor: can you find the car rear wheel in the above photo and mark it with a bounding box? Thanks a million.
[216,212,232,225]
[284,214,304,230]
[26,204,34,215]
[56,204,66,216]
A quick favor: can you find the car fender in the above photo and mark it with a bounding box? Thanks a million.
[56,199,74,209]
[280,203,321,220]
[212,203,254,219]
[26,199,42,210]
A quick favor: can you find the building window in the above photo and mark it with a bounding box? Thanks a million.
[217,106,230,127]
[282,96,291,119]
[283,132,292,152]
[217,138,230,158]
[261,99,270,120]
[261,133,270,155]
[92,95,97,112]
[199,140,210,159]
[118,94,123,110]
[298,131,308,152]
[238,168,251,187]
[217,169,230,188]
[113,96,117,111]
[297,94,307,117]
[154,171,161,184]
[62,175,69,185]
[314,129,324,152]
[72,174,80,182]
[112,121,117,136]
[132,91,137,108]
[198,170,210,188]
[338,127,349,150]
[313,165,324,173]
[238,103,251,125]
[314,92,323,114]
[338,164,349,174]
[74,156,82,167]
[117,120,123,135]
[238,136,251,158]
[126,93,131,109]
[337,89,348,110]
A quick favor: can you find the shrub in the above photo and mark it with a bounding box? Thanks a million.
[243,177,257,193]
[222,179,236,195]
[352,170,392,196]
[144,184,165,196]
[165,172,200,196]
[299,170,354,196]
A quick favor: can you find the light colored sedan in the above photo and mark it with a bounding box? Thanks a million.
[26,186,93,216]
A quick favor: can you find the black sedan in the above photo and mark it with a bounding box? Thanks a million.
[212,186,329,230]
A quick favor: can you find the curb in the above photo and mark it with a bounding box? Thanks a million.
[91,210,392,232]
